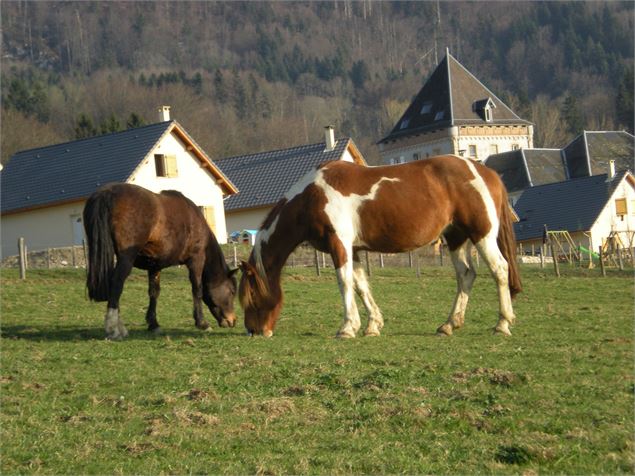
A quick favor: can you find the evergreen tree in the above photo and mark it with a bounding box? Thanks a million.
[213,69,228,105]
[100,114,121,134]
[562,94,585,135]
[232,71,248,120]
[126,113,145,129]
[350,60,370,89]
[616,67,634,133]
[75,114,97,139]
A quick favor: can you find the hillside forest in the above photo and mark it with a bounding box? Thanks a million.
[1,1,633,165]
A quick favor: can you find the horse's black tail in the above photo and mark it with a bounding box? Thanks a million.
[497,195,522,299]
[83,189,115,302]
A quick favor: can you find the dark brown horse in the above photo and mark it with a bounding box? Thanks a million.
[239,155,521,338]
[83,183,238,339]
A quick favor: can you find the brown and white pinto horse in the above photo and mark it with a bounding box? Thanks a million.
[84,183,238,339]
[239,155,521,338]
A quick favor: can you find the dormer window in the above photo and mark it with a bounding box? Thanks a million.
[400,118,410,130]
[434,110,444,121]
[473,97,496,122]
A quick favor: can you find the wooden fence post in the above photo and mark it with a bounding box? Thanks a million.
[540,244,545,269]
[314,248,321,277]
[18,237,27,280]
[617,244,624,271]
[379,253,384,268]
[439,245,444,266]
[408,251,414,268]
[415,251,421,278]
[232,243,238,268]
[365,251,372,277]
[598,246,606,277]
[549,237,560,277]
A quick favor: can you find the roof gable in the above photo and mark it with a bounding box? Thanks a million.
[216,138,364,211]
[513,173,626,241]
[380,52,530,143]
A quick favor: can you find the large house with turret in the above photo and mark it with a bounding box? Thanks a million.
[378,51,533,164]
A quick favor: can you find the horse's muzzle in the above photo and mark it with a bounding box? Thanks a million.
[220,313,237,328]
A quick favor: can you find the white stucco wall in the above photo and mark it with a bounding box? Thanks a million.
[128,132,229,243]
[225,208,269,237]
[588,176,635,251]
[1,201,85,258]
[382,128,533,164]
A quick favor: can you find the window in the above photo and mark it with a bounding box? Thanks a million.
[434,110,444,121]
[615,198,627,216]
[155,154,178,177]
[468,145,477,158]
[400,118,410,129]
[413,153,420,161]
[511,144,520,151]
[420,101,433,114]
[490,144,499,155]
[484,106,492,122]
[200,206,217,234]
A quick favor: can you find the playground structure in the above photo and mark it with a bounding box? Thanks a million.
[542,229,634,270]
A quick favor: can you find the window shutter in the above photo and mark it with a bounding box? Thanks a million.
[201,206,216,234]
[615,198,627,216]
[165,155,178,177]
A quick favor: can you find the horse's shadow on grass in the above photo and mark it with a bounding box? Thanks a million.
[0,325,244,342]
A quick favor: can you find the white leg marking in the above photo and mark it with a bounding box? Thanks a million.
[352,263,383,336]
[475,235,515,336]
[335,260,361,339]
[104,308,127,340]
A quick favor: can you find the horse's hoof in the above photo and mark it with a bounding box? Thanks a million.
[493,326,512,336]
[150,327,162,335]
[105,334,124,341]
[196,321,210,331]
[436,324,453,336]
[336,330,356,339]
[364,329,381,337]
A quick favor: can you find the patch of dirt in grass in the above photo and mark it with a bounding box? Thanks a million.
[179,388,217,402]
[21,382,46,391]
[453,367,528,387]
[173,409,220,426]
[121,441,160,455]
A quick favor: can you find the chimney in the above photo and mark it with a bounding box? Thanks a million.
[324,125,336,151]
[609,160,616,179]
[158,105,171,122]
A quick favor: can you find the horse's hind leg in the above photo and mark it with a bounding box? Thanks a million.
[437,241,476,336]
[145,270,161,333]
[352,255,383,337]
[475,234,516,336]
[328,236,361,338]
[105,251,135,340]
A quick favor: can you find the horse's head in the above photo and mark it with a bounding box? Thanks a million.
[238,259,282,337]
[203,267,239,328]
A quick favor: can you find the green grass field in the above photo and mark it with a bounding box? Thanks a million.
[1,265,633,475]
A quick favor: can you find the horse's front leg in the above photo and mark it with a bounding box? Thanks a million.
[145,269,161,333]
[187,262,210,331]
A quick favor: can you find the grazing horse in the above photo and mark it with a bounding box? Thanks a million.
[83,183,238,339]
[239,155,521,338]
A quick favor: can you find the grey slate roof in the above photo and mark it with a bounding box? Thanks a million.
[1,121,172,214]
[485,149,566,193]
[379,52,530,144]
[563,131,634,178]
[216,138,353,211]
[513,172,628,241]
